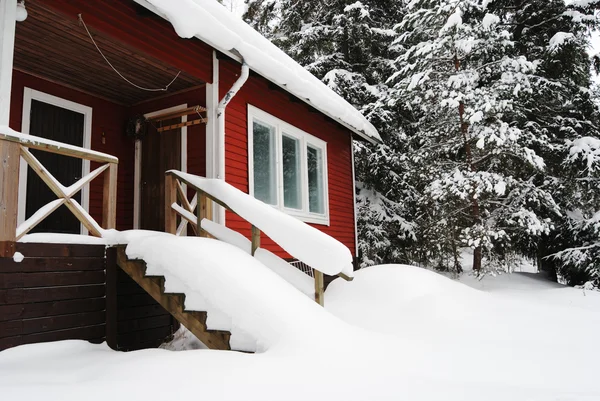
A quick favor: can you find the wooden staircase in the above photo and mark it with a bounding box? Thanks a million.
[115,246,234,351]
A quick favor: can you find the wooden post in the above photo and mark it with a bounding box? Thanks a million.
[164,174,177,234]
[0,0,17,126]
[314,270,324,306]
[105,246,118,350]
[102,163,118,229]
[0,140,19,242]
[251,225,260,256]
[198,191,210,237]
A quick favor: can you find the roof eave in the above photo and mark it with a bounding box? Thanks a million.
[132,0,382,145]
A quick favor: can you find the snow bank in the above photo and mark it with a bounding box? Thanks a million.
[3,264,600,400]
[143,0,380,143]
[326,264,600,396]
[173,171,354,277]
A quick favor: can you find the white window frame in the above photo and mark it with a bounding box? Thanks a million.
[248,105,330,225]
[18,88,93,235]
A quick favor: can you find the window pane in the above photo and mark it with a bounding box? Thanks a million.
[282,134,302,209]
[253,120,277,205]
[307,145,325,214]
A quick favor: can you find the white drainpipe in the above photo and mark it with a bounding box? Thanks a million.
[216,61,249,181]
[214,61,249,223]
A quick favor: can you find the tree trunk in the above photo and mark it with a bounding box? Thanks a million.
[454,55,482,272]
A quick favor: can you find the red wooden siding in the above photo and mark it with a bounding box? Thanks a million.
[10,70,134,231]
[219,59,357,258]
[44,0,213,84]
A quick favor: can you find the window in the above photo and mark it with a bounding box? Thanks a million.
[249,105,329,225]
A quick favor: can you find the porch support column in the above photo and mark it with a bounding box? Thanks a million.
[0,0,18,244]
[0,139,19,243]
[0,0,17,126]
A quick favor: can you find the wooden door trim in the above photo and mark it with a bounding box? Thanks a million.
[133,103,187,229]
[17,87,93,235]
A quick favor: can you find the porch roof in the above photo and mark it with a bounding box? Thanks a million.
[136,0,382,144]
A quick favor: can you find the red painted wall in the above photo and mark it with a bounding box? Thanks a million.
[219,59,357,258]
[10,70,134,230]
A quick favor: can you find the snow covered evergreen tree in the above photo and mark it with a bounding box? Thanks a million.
[483,0,600,282]
[244,0,416,266]
[244,0,600,279]
[389,0,566,273]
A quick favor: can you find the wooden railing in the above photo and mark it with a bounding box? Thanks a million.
[165,170,335,305]
[0,130,118,241]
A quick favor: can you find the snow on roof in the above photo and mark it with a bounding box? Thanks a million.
[141,0,381,143]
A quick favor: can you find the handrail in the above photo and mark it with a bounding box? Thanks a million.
[165,170,352,306]
[0,129,118,164]
[0,128,118,241]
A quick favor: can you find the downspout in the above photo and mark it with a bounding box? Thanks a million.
[216,61,250,180]
[215,60,249,223]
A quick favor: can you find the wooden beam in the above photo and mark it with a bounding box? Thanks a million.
[314,270,325,306]
[156,118,208,133]
[0,140,19,242]
[20,147,102,237]
[197,191,210,238]
[102,163,118,230]
[251,225,260,256]
[0,132,118,164]
[164,174,177,234]
[149,105,207,122]
[105,247,118,350]
[166,171,233,212]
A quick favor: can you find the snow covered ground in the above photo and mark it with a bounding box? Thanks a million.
[1,264,599,400]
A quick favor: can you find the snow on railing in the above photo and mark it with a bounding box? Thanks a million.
[0,126,118,240]
[165,170,354,306]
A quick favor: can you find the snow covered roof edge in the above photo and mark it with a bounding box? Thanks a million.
[136,0,381,144]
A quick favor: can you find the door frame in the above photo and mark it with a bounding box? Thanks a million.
[18,87,93,235]
[133,103,188,229]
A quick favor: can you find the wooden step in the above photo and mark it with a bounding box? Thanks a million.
[115,247,232,351]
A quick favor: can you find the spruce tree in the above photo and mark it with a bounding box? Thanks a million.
[244,0,414,266]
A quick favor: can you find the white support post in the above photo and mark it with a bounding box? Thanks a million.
[0,0,17,126]
[207,50,225,225]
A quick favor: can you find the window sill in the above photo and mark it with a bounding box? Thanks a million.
[285,210,330,226]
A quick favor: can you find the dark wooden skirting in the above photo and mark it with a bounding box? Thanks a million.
[0,241,107,351]
[0,242,178,352]
[106,247,178,351]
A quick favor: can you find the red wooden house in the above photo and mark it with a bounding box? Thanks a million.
[0,0,380,351]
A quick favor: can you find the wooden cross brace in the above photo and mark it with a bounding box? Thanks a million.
[17,146,106,239]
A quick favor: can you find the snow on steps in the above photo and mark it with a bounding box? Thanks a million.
[112,231,338,353]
